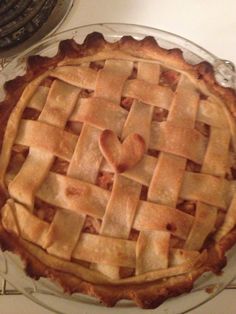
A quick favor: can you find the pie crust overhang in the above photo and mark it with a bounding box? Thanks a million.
[0,32,236,309]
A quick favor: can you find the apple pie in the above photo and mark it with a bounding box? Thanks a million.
[0,32,236,308]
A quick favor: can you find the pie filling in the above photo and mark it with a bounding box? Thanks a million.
[0,34,236,307]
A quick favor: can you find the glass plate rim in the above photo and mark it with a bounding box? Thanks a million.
[1,22,218,69]
[1,23,235,89]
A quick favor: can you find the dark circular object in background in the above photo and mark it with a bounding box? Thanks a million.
[0,0,50,38]
[0,0,18,15]
[0,0,73,59]
[0,0,32,28]
[0,0,57,50]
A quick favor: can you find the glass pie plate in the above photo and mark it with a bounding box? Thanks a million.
[0,23,236,314]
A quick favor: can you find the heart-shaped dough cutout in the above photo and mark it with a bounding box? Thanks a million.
[99,130,146,173]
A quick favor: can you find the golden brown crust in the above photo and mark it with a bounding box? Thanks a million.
[1,32,235,150]
[0,32,236,309]
[0,219,235,308]
[1,32,235,152]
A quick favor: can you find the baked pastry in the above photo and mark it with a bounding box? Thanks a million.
[0,32,236,309]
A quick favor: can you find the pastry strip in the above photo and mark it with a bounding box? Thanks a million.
[184,202,217,250]
[37,172,110,218]
[215,193,236,241]
[197,100,228,128]
[8,80,80,209]
[2,201,199,271]
[15,119,78,161]
[148,153,186,206]
[148,75,200,205]
[100,175,141,239]
[180,172,230,209]
[67,125,103,183]
[51,66,173,109]
[91,60,134,278]
[0,73,49,188]
[116,154,158,186]
[133,200,194,240]
[2,201,49,247]
[70,97,128,135]
[150,122,207,164]
[201,126,230,177]
[95,60,133,103]
[44,209,85,260]
[20,238,206,285]
[27,86,50,111]
[123,79,173,109]
[51,66,97,90]
[122,62,160,145]
[167,75,199,128]
[136,230,170,274]
[73,233,136,268]
[27,88,228,131]
[68,60,132,183]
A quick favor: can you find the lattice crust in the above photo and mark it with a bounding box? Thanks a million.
[0,33,236,309]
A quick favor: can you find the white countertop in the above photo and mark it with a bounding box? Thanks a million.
[1,0,236,313]
[62,0,236,66]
